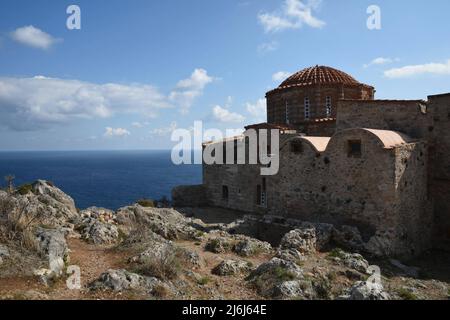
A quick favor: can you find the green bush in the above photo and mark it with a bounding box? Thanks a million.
[397,288,418,300]
[273,267,297,281]
[17,184,33,195]
[137,199,155,208]
[327,248,346,260]
[197,276,211,286]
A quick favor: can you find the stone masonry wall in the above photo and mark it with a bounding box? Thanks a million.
[337,100,433,139]
[268,130,398,235]
[428,94,450,243]
[267,85,374,124]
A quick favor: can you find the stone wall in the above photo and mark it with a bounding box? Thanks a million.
[297,119,336,137]
[202,128,431,257]
[172,185,210,207]
[267,84,374,124]
[337,100,433,139]
[203,163,264,213]
[428,94,450,243]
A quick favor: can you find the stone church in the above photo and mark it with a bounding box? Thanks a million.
[174,65,450,258]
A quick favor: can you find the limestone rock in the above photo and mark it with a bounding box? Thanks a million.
[90,269,166,294]
[272,280,314,300]
[0,180,79,230]
[279,228,316,255]
[129,241,173,264]
[205,237,233,254]
[116,205,201,241]
[34,227,68,276]
[81,221,119,245]
[80,207,116,224]
[248,258,305,298]
[275,248,306,263]
[0,244,9,265]
[343,281,390,300]
[233,238,272,257]
[0,244,9,258]
[343,253,369,274]
[212,259,251,276]
[332,225,365,251]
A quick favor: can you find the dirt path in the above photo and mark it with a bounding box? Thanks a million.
[49,238,127,300]
[0,238,126,300]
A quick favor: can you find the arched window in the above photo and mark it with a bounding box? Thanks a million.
[326,96,332,117]
[222,185,229,200]
[285,101,290,124]
[304,97,310,120]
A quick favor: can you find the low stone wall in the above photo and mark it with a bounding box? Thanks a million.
[172,184,209,207]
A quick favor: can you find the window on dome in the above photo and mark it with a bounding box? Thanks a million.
[326,96,332,117]
[285,101,290,124]
[304,97,310,120]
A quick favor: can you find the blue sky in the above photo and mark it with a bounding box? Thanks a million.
[0,0,449,150]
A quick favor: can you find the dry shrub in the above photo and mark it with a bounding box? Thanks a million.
[152,284,169,298]
[134,248,183,280]
[0,197,40,251]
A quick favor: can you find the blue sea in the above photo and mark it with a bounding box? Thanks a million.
[0,150,202,210]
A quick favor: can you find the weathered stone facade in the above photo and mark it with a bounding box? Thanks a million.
[173,65,450,258]
[266,66,374,125]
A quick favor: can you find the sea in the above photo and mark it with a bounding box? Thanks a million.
[0,150,202,210]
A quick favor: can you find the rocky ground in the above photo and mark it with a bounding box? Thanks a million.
[0,180,449,300]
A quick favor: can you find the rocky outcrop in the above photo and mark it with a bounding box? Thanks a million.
[0,244,9,264]
[77,207,119,245]
[0,180,79,229]
[341,281,391,300]
[205,231,272,257]
[234,238,272,257]
[34,228,69,275]
[116,205,202,241]
[90,269,167,294]
[212,259,251,276]
[279,228,317,255]
[247,258,306,298]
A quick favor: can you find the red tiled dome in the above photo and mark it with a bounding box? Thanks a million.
[279,65,362,89]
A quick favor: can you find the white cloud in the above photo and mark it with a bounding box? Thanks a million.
[384,59,450,79]
[149,122,178,136]
[132,122,144,128]
[246,98,267,123]
[104,127,130,137]
[258,0,325,33]
[272,71,292,82]
[257,41,279,54]
[212,105,245,123]
[0,76,171,131]
[364,57,398,68]
[11,25,60,50]
[169,68,215,114]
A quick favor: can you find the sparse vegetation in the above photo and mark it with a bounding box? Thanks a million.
[273,267,296,281]
[133,248,182,280]
[0,197,39,251]
[152,284,169,298]
[397,288,419,300]
[328,248,346,260]
[17,184,33,196]
[197,276,211,286]
[137,199,155,208]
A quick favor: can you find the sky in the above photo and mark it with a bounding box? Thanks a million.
[0,0,449,151]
